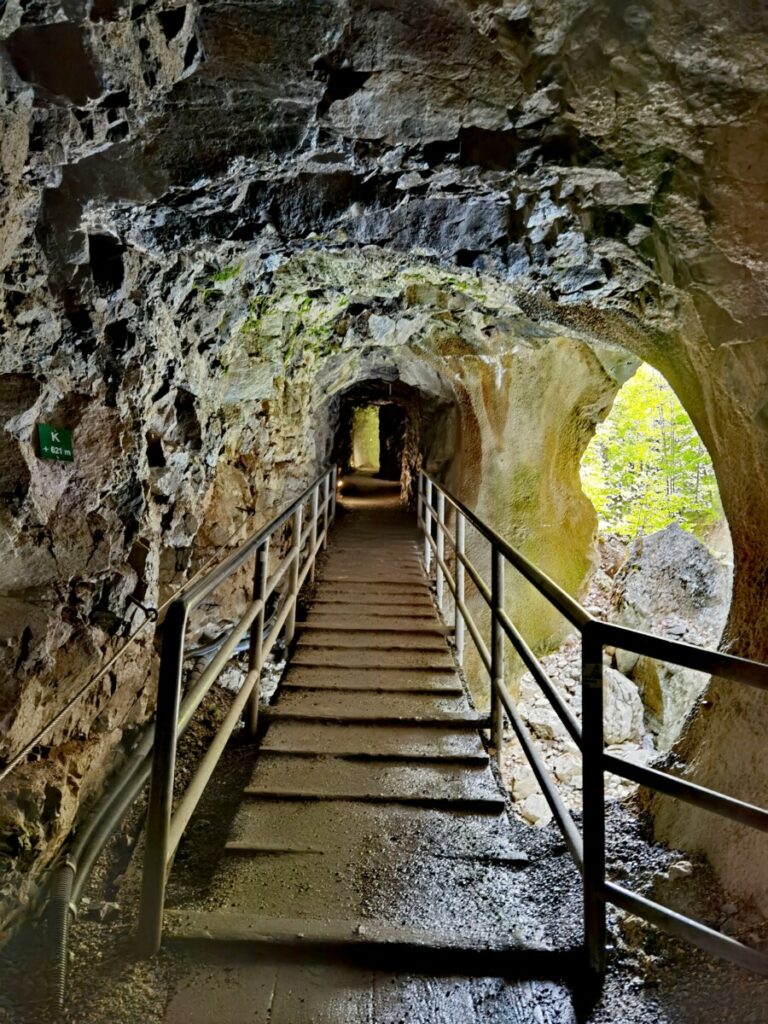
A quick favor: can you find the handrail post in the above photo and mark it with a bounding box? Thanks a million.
[284,505,303,648]
[322,473,330,549]
[309,485,319,583]
[331,465,338,521]
[582,623,606,978]
[454,511,466,665]
[435,490,446,611]
[490,546,505,766]
[423,477,433,573]
[138,601,187,956]
[246,539,269,737]
[417,470,424,529]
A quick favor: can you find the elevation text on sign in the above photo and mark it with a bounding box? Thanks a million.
[37,424,74,463]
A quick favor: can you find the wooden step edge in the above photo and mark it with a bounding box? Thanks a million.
[309,606,438,614]
[295,643,450,654]
[224,841,326,855]
[315,594,432,603]
[312,596,434,604]
[241,788,506,813]
[291,661,457,672]
[320,579,429,588]
[261,710,491,729]
[163,910,553,958]
[283,666,460,678]
[322,562,422,570]
[256,748,490,765]
[281,681,465,695]
[297,622,449,635]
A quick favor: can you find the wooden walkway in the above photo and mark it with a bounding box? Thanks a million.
[163,479,577,1023]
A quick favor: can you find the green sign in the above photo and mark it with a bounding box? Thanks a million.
[38,424,74,463]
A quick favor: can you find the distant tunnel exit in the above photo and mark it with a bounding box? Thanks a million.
[350,406,380,472]
[339,400,407,483]
[330,376,458,506]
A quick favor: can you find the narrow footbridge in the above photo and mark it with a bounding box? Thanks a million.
[123,468,768,1019]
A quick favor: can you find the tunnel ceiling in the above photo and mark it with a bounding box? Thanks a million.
[2,0,767,347]
[1,0,768,925]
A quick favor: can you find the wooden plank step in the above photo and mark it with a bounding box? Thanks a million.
[205,800,540,934]
[282,667,463,694]
[292,649,455,670]
[164,960,576,1024]
[299,618,448,634]
[313,594,434,608]
[164,911,536,954]
[224,840,325,855]
[321,577,429,590]
[310,601,436,616]
[273,689,468,718]
[227,800,529,863]
[261,709,489,728]
[243,788,505,813]
[321,573,423,581]
[258,747,490,765]
[246,756,503,809]
[260,721,486,759]
[326,558,421,569]
[296,630,449,652]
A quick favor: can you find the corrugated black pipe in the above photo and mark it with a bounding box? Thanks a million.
[47,860,75,1013]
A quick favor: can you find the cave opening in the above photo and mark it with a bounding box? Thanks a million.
[341,401,408,482]
[580,362,729,557]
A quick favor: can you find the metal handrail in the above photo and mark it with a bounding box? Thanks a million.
[418,470,768,980]
[137,466,337,955]
[0,506,277,786]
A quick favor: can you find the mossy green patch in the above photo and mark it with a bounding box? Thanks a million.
[212,263,242,283]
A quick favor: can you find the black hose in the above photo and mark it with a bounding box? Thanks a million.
[70,755,153,906]
[186,604,280,659]
[187,636,251,658]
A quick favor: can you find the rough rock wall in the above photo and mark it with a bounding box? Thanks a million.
[0,0,767,920]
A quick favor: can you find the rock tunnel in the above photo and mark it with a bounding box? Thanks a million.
[1,0,768,1014]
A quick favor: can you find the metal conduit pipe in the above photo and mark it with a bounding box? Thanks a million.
[48,605,287,1011]
[46,645,219,1010]
[47,725,156,1010]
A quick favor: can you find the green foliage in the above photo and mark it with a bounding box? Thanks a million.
[351,406,380,471]
[581,364,722,539]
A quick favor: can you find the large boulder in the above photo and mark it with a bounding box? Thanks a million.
[609,524,731,748]
[603,667,645,745]
[611,523,731,631]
